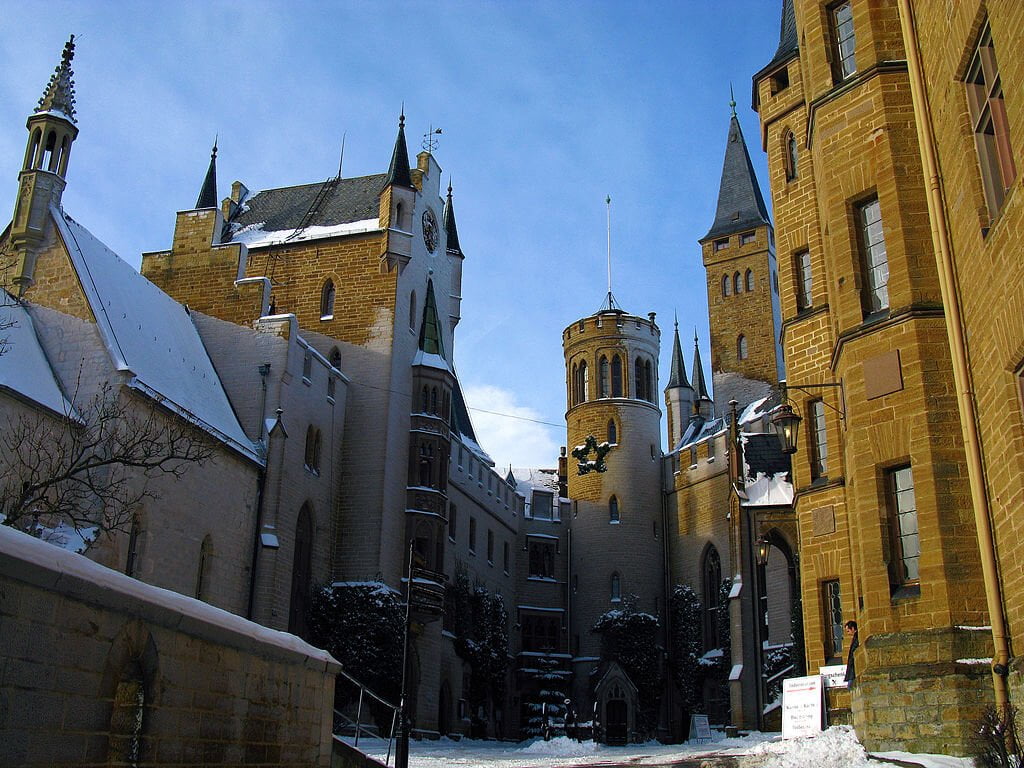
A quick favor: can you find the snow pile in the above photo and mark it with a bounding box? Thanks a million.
[230,217,379,248]
[515,736,600,757]
[747,726,870,768]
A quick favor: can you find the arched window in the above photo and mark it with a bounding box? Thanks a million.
[108,659,147,764]
[611,355,623,397]
[25,128,41,170]
[746,269,754,292]
[599,356,610,398]
[645,360,653,402]
[734,272,742,294]
[289,505,313,637]
[304,426,321,473]
[634,357,649,401]
[125,515,142,578]
[577,360,589,403]
[195,535,213,601]
[609,495,620,523]
[611,572,622,602]
[41,130,56,172]
[571,363,578,405]
[328,348,341,399]
[395,200,405,230]
[722,275,731,297]
[737,334,748,360]
[785,131,798,181]
[702,545,723,651]
[608,419,617,444]
[431,387,438,414]
[409,291,417,329]
[320,279,335,319]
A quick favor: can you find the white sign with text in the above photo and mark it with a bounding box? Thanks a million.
[781,675,824,739]
[819,665,849,689]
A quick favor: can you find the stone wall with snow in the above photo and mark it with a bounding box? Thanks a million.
[0,525,339,767]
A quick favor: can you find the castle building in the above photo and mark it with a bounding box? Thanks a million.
[749,0,1024,754]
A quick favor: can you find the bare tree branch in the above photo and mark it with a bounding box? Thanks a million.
[0,382,217,549]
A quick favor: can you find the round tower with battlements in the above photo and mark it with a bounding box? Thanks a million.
[562,303,665,725]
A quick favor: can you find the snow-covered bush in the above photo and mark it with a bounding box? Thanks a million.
[307,581,405,712]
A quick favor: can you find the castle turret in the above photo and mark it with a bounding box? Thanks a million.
[699,103,782,388]
[664,320,694,448]
[562,304,663,719]
[443,181,464,333]
[195,139,219,210]
[381,111,415,272]
[10,36,79,295]
[691,332,713,419]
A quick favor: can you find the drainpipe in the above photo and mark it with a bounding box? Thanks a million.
[246,362,272,621]
[896,0,1010,708]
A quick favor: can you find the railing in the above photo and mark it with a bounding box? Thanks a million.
[332,667,401,766]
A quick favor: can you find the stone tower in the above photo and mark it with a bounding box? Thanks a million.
[562,300,664,716]
[699,104,782,388]
[9,36,79,296]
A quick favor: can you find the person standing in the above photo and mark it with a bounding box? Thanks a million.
[844,620,859,686]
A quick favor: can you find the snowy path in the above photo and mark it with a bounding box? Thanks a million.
[343,726,974,768]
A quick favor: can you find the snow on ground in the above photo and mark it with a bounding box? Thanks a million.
[345,726,974,768]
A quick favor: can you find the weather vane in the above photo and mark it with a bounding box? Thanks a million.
[422,125,442,154]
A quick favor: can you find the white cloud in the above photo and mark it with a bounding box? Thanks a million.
[462,384,562,471]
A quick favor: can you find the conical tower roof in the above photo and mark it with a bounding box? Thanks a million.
[701,112,770,242]
[443,181,462,254]
[384,111,413,189]
[417,279,446,359]
[692,332,711,402]
[195,140,218,209]
[36,35,77,123]
[666,321,691,390]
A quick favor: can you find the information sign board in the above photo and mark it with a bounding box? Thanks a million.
[781,675,824,739]
[688,714,712,743]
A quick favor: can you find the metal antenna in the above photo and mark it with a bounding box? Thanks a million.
[606,195,612,304]
[422,125,443,154]
[336,132,346,179]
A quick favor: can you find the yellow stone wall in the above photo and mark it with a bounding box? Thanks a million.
[755,0,993,753]
[702,225,779,384]
[909,0,1024,705]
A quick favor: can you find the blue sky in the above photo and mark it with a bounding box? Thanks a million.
[0,1,783,469]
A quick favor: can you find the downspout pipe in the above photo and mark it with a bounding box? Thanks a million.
[896,0,1010,709]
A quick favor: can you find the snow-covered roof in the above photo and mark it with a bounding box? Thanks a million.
[511,467,560,495]
[0,292,75,417]
[740,432,793,507]
[52,208,260,463]
[230,218,380,249]
[676,416,727,451]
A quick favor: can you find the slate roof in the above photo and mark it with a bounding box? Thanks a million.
[226,173,386,238]
[443,183,462,254]
[752,0,799,105]
[0,292,74,418]
[702,115,771,242]
[692,335,711,402]
[51,208,259,463]
[666,324,690,389]
[196,143,218,210]
[742,433,790,479]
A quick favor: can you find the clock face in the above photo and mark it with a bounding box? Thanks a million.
[422,208,438,253]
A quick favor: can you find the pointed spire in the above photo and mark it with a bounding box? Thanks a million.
[384,109,413,188]
[443,180,462,254]
[666,319,691,390]
[729,84,737,117]
[691,330,711,402]
[36,35,77,123]
[701,109,771,242]
[195,138,218,209]
[417,279,446,359]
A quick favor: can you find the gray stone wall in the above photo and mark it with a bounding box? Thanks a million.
[0,525,339,767]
